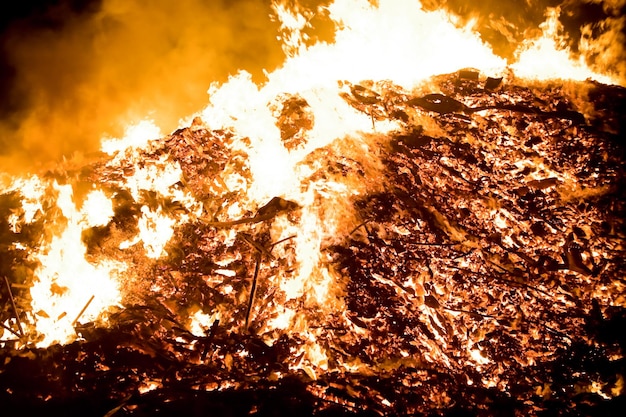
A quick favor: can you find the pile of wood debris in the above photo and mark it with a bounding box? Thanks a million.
[0,71,625,416]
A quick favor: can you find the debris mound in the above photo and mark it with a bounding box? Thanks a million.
[1,71,625,416]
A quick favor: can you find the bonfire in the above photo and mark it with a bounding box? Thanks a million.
[1,1,624,416]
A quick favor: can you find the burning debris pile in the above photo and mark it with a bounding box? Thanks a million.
[1,70,625,416]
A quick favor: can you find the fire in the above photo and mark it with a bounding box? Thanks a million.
[0,0,613,340]
[0,0,624,414]
[0,0,615,343]
[511,7,617,84]
[101,119,163,154]
[5,176,46,232]
[29,183,124,347]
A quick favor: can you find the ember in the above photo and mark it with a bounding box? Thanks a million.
[1,0,625,416]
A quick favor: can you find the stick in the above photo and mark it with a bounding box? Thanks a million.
[450,264,554,299]
[72,295,95,326]
[411,242,458,247]
[444,306,496,320]
[444,306,572,341]
[4,276,24,336]
[350,220,370,235]
[241,234,274,260]
[244,255,261,332]
[269,234,296,250]
[0,321,21,338]
[242,234,295,332]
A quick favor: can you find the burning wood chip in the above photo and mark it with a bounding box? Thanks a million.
[276,95,314,150]
[203,197,300,228]
[408,93,469,114]
[350,84,381,105]
[484,76,503,90]
[526,177,560,190]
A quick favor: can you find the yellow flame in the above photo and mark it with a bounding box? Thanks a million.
[189,309,218,337]
[101,119,163,154]
[131,206,176,259]
[512,7,617,84]
[198,0,508,206]
[30,183,124,347]
[4,176,46,233]
[272,1,311,57]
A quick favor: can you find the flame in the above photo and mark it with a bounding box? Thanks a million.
[196,0,515,205]
[511,7,617,84]
[0,0,622,363]
[5,176,46,233]
[101,119,163,154]
[30,184,124,347]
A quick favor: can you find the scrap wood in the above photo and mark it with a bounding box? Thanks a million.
[3,276,23,336]
[1,321,20,338]
[242,233,297,331]
[72,295,95,326]
[244,254,262,331]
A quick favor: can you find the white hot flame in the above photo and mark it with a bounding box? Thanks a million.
[30,184,123,347]
[512,7,617,84]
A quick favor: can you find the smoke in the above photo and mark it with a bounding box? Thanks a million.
[0,0,284,173]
